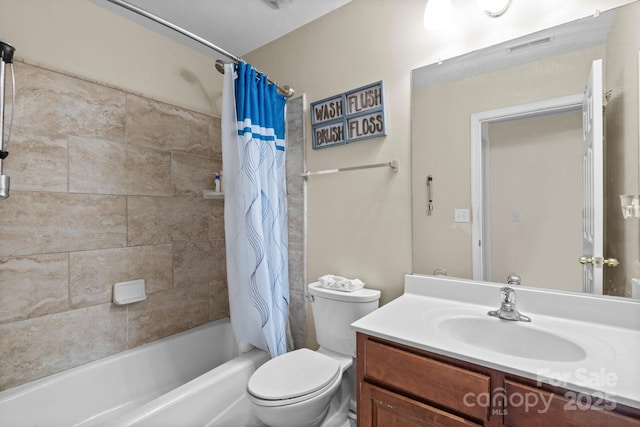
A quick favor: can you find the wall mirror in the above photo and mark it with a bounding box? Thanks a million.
[411,1,639,298]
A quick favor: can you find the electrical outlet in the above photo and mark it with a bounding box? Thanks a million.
[454,209,470,223]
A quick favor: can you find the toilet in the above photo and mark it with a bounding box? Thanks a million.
[247,282,381,427]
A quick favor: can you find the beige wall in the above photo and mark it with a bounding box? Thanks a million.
[604,1,640,296]
[0,0,221,115]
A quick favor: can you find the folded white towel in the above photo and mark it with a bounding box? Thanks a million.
[317,275,365,292]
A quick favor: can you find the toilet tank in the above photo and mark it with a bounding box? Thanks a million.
[308,282,381,356]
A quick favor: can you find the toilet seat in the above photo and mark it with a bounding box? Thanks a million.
[247,349,341,407]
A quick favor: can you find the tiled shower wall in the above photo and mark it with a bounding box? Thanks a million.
[0,62,306,390]
[285,95,307,351]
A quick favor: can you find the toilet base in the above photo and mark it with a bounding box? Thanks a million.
[317,374,352,427]
[250,371,353,427]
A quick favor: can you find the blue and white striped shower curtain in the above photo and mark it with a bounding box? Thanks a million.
[221,62,289,358]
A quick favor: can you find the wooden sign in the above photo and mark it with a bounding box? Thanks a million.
[311,81,386,149]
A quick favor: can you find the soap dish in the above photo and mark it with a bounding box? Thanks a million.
[203,190,224,199]
[113,279,147,305]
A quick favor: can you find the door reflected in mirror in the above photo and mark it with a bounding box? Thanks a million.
[411,1,640,298]
[482,109,583,293]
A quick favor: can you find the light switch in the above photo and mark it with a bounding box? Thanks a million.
[454,208,470,223]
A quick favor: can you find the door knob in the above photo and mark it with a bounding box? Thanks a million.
[579,256,619,267]
[603,258,619,267]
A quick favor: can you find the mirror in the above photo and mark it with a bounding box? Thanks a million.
[411,1,639,298]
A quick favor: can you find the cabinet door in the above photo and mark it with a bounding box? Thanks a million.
[362,339,491,420]
[505,381,640,427]
[360,382,482,427]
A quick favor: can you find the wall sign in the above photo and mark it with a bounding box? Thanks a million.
[311,81,386,149]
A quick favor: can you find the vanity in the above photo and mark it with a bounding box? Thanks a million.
[352,275,640,426]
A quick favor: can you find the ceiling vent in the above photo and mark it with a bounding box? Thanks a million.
[506,36,553,54]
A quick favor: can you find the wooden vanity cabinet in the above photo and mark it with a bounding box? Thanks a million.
[357,333,502,427]
[357,333,640,427]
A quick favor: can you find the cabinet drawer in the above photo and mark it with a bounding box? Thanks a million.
[363,340,491,421]
[361,382,482,427]
[505,381,640,427]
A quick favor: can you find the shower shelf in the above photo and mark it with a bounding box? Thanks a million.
[203,190,224,199]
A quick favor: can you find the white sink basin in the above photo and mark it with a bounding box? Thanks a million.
[352,275,640,409]
[437,316,587,362]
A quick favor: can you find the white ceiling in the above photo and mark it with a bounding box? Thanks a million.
[93,0,352,61]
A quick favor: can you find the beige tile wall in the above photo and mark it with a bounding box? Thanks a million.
[285,96,307,350]
[0,62,308,391]
[0,62,227,391]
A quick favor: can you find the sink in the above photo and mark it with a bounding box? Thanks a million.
[438,316,587,362]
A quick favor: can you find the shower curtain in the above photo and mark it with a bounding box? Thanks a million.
[221,62,289,358]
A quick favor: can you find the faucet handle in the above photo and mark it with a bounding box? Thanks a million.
[507,274,521,286]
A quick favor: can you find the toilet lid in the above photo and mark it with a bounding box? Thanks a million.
[247,348,341,401]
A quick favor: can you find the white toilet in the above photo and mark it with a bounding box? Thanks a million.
[247,282,381,427]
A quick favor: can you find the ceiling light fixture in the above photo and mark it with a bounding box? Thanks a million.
[477,0,513,17]
[423,0,453,31]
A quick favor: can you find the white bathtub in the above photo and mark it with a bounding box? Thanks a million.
[0,317,270,427]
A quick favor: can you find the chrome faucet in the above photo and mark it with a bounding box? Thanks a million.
[488,287,531,322]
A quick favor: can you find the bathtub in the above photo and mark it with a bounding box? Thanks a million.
[0,317,270,427]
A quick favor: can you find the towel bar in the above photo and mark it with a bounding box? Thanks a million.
[302,160,399,178]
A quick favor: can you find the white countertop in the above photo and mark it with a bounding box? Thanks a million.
[352,274,640,410]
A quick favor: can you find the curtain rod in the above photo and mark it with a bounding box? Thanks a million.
[106,0,295,98]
